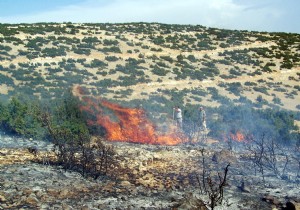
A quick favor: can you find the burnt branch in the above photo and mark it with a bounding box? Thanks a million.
[246,133,296,181]
[38,106,119,179]
[206,163,230,210]
[199,148,207,194]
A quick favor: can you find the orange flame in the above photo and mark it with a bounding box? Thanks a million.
[222,130,246,143]
[229,131,245,142]
[80,96,187,145]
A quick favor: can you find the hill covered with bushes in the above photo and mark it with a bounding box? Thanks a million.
[0,22,299,144]
[0,22,299,108]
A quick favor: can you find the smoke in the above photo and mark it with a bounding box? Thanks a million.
[208,102,298,144]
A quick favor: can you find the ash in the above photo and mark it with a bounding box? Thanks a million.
[0,133,299,210]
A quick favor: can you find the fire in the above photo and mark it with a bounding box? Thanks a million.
[222,130,247,143]
[229,131,245,142]
[80,96,187,145]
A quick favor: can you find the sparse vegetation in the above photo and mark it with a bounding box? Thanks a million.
[38,93,119,179]
[0,22,300,210]
[0,22,299,146]
[0,23,298,111]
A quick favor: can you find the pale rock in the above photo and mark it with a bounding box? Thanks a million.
[62,203,73,210]
[25,193,39,206]
[39,194,50,202]
[176,193,208,210]
[153,153,162,160]
[212,149,236,164]
[240,180,251,193]
[81,205,89,210]
[0,195,7,202]
[138,173,157,188]
[22,187,33,196]
[120,180,131,187]
[59,189,71,198]
[35,190,45,199]
[47,188,60,197]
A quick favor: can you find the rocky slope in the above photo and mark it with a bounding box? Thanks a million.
[0,23,300,210]
[1,133,299,209]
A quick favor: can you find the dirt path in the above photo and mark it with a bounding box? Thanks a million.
[67,38,287,97]
[0,38,275,66]
[2,34,287,99]
[114,40,276,60]
[110,67,299,94]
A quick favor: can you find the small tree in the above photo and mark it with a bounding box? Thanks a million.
[206,164,230,210]
[0,96,45,138]
[39,92,118,179]
[197,148,230,210]
[246,134,292,181]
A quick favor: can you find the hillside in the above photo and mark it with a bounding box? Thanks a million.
[1,23,300,210]
[0,22,300,111]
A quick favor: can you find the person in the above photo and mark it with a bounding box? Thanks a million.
[173,106,183,129]
[198,106,207,131]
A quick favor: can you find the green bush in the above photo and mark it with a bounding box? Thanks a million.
[187,55,197,62]
[272,97,282,105]
[244,82,257,86]
[105,56,119,62]
[39,92,118,179]
[103,39,119,46]
[280,62,293,69]
[41,47,67,57]
[0,96,45,138]
[253,86,269,95]
[100,46,121,53]
[152,66,169,76]
[229,68,242,76]
[226,82,243,96]
[160,55,173,63]
[72,47,91,55]
[0,74,14,85]
[90,59,108,68]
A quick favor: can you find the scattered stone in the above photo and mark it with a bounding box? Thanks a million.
[240,180,251,193]
[59,189,72,198]
[0,195,7,202]
[212,149,236,164]
[175,192,208,210]
[262,194,282,207]
[120,180,131,188]
[81,205,89,210]
[0,134,299,209]
[24,194,39,206]
[61,203,73,210]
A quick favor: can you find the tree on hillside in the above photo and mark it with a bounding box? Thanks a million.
[0,96,44,138]
[39,91,118,178]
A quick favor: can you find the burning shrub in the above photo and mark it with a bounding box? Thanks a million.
[79,95,188,145]
[209,105,298,144]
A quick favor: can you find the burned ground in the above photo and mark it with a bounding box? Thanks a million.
[0,134,299,209]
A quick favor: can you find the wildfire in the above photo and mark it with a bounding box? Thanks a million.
[80,96,187,145]
[229,131,245,142]
[222,130,248,143]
